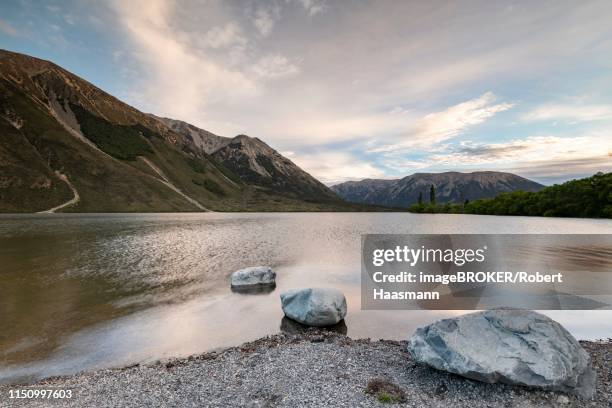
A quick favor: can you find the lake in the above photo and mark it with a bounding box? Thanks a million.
[0,212,610,384]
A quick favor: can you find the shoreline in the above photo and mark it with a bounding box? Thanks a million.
[1,332,610,407]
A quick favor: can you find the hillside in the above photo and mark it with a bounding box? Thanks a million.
[331,171,544,208]
[409,172,611,218]
[0,49,346,212]
[155,117,340,203]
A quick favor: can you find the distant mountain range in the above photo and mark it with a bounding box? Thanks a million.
[331,172,544,208]
[0,49,343,212]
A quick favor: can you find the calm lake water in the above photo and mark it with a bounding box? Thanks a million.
[0,213,610,384]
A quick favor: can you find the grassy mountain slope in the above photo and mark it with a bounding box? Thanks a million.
[0,118,71,212]
[0,49,355,212]
[0,78,197,212]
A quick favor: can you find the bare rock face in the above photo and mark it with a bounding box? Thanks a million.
[280,288,347,327]
[407,309,596,398]
[152,116,231,154]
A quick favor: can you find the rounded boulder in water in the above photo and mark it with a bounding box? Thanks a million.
[230,266,276,288]
[280,288,347,327]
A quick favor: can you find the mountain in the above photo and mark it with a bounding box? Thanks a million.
[331,171,544,208]
[156,117,338,202]
[0,49,344,212]
[150,115,230,154]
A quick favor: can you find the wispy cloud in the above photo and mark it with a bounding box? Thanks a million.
[202,23,247,50]
[522,104,612,123]
[297,0,328,16]
[0,18,20,37]
[111,0,259,127]
[506,155,612,184]
[252,55,300,79]
[430,135,606,164]
[252,4,280,37]
[371,92,514,152]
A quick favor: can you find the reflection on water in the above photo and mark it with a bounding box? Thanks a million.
[231,283,276,295]
[0,212,610,384]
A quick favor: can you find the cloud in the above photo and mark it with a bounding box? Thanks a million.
[0,19,20,37]
[46,4,61,13]
[505,155,612,184]
[284,151,384,185]
[110,0,257,125]
[63,13,76,25]
[371,92,514,152]
[252,55,300,78]
[377,133,611,183]
[522,104,612,123]
[297,0,328,16]
[202,23,247,49]
[257,93,512,151]
[430,135,608,165]
[415,92,514,143]
[252,5,280,37]
[454,143,530,158]
[96,1,611,185]
[255,110,411,147]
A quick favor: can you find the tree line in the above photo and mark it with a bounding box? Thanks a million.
[408,172,611,218]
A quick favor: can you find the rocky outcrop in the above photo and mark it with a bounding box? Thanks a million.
[407,309,596,398]
[280,288,347,327]
[152,116,231,154]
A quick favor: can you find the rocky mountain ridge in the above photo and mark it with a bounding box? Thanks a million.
[155,117,338,201]
[331,171,544,208]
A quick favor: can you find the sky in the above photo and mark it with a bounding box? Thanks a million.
[1,0,611,185]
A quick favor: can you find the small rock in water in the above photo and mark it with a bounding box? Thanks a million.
[230,266,276,288]
[407,309,596,398]
[280,288,347,327]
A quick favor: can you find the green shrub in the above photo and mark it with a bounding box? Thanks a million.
[377,393,393,403]
[70,103,152,160]
[187,158,207,174]
[365,378,406,404]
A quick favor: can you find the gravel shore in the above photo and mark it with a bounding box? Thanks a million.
[1,332,610,408]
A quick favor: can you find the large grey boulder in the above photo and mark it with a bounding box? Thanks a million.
[230,266,275,288]
[407,309,596,398]
[280,288,347,327]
